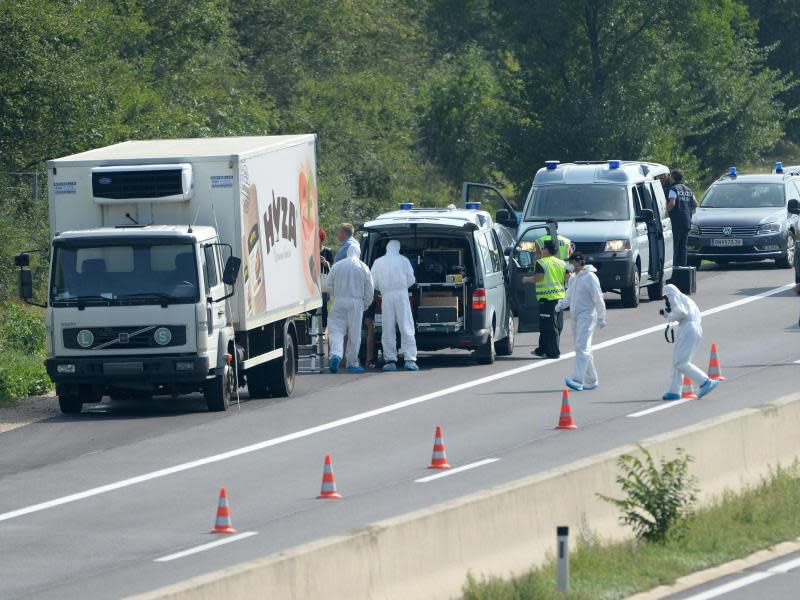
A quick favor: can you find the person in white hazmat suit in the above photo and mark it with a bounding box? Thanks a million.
[556,253,606,391]
[323,245,374,374]
[370,240,419,371]
[660,283,721,400]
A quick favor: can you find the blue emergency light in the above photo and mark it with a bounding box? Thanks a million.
[399,202,414,210]
[609,160,621,169]
[728,166,737,177]
[465,201,481,210]
[545,160,560,171]
[776,161,784,174]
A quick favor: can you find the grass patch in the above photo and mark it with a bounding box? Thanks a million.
[0,302,50,405]
[463,465,800,600]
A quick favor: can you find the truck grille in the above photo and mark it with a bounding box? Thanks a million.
[698,225,759,236]
[63,325,186,350]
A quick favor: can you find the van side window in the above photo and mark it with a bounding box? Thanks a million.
[631,186,644,216]
[203,245,219,289]
[637,182,659,219]
[788,181,800,202]
[477,231,502,274]
[651,183,669,217]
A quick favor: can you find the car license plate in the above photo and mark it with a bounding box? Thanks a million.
[711,238,743,247]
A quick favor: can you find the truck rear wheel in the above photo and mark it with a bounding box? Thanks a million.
[58,394,83,415]
[206,364,233,412]
[267,333,296,398]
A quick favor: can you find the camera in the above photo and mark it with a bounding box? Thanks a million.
[659,308,666,316]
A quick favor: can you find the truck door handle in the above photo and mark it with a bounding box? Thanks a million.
[216,309,225,317]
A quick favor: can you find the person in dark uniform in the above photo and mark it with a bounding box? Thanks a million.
[667,169,698,267]
[319,228,334,327]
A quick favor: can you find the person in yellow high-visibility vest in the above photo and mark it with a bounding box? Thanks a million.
[532,240,568,359]
[534,233,574,262]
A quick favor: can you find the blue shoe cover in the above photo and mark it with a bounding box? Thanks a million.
[404,361,419,371]
[583,382,599,390]
[329,355,341,373]
[565,378,584,391]
[697,379,721,399]
[382,362,398,372]
[346,365,365,373]
[662,392,681,401]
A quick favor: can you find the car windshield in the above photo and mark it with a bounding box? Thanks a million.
[50,241,199,305]
[524,185,630,221]
[702,183,784,208]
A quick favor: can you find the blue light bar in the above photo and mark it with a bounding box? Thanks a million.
[775,161,784,174]
[545,160,560,171]
[609,160,621,170]
[399,202,414,211]
[728,166,737,177]
[465,201,481,210]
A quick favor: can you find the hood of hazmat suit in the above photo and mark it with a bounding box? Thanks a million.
[662,283,701,325]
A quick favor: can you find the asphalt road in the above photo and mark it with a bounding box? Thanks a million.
[0,262,798,599]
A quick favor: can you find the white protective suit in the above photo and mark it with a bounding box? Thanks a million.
[323,246,374,366]
[662,283,708,394]
[370,240,417,363]
[557,264,606,385]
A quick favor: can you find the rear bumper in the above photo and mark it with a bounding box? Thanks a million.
[415,328,491,351]
[45,355,210,386]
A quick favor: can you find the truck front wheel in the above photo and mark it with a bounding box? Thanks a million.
[58,394,83,415]
[206,364,233,412]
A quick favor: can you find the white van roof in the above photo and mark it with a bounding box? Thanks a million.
[365,207,493,230]
[533,161,668,186]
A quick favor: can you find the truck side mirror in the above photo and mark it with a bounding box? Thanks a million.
[222,256,241,286]
[788,199,800,215]
[19,269,33,301]
[15,252,31,267]
[636,209,655,223]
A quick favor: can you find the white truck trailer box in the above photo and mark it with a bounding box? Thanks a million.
[17,135,322,413]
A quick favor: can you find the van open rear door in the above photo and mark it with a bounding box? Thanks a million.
[461,182,519,234]
[507,223,557,333]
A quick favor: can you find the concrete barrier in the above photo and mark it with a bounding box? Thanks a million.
[130,393,800,600]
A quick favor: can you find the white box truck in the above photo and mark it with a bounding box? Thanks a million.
[15,135,322,413]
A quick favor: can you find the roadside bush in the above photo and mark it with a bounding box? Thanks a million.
[0,302,50,404]
[599,446,697,544]
[0,351,50,403]
[0,301,47,355]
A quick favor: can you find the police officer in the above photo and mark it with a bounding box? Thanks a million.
[535,226,573,262]
[532,240,568,359]
[667,170,698,267]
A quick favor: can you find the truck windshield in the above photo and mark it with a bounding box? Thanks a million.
[524,185,630,221]
[701,183,784,208]
[50,242,199,305]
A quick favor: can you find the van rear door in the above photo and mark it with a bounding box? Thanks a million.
[507,223,556,332]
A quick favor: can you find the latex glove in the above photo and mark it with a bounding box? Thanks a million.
[555,299,566,312]
[597,319,606,330]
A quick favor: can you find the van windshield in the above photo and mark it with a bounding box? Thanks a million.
[701,183,784,208]
[50,241,199,306]
[524,185,630,222]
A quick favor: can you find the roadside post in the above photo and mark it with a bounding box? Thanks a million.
[557,525,569,592]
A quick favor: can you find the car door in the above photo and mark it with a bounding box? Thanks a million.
[462,182,520,231]
[787,180,800,232]
[638,182,665,282]
[507,223,556,333]
[476,230,506,338]
[201,242,227,359]
[631,186,650,282]
[652,183,674,270]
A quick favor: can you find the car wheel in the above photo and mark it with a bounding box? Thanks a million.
[477,327,496,365]
[495,313,516,356]
[776,232,795,269]
[647,279,664,301]
[620,266,640,308]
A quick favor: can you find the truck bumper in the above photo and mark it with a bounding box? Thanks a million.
[46,355,210,386]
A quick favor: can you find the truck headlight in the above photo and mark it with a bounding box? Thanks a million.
[757,222,781,235]
[57,364,76,374]
[604,239,631,252]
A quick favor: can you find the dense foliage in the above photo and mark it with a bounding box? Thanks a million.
[1,0,798,302]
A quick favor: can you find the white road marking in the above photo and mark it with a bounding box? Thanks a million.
[155,531,258,562]
[794,359,800,364]
[681,552,800,599]
[415,459,499,483]
[627,398,694,418]
[681,571,773,600]
[0,283,792,524]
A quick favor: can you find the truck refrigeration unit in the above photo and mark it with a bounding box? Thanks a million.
[16,135,323,414]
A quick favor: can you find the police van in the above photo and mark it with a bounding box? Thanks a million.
[511,160,674,319]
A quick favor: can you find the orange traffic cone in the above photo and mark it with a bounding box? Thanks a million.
[210,487,237,534]
[556,390,578,430]
[681,376,697,399]
[428,426,451,469]
[317,454,342,499]
[708,343,726,381]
